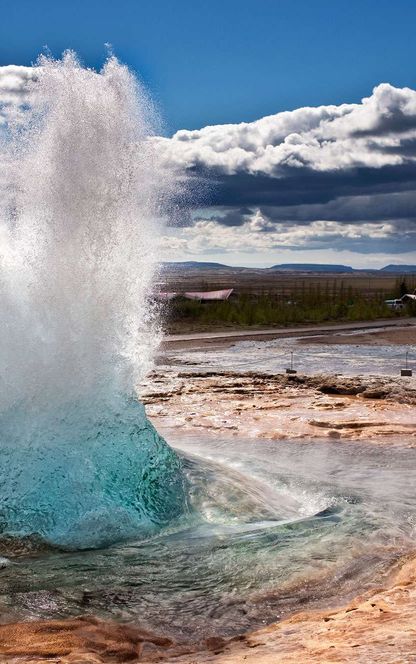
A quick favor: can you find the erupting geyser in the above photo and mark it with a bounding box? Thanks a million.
[0,52,187,549]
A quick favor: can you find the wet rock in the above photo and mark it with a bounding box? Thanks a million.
[0,616,174,661]
[361,389,388,399]
[204,635,227,652]
[326,430,341,439]
[0,534,56,558]
[317,382,364,396]
[164,554,416,664]
[285,375,306,384]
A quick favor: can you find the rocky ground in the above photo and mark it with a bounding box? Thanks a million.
[142,370,416,444]
[1,553,415,663]
[163,553,416,664]
[162,319,416,350]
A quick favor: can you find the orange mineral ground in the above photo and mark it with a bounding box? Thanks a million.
[142,369,416,445]
[1,553,415,663]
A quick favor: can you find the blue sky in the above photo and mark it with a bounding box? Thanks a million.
[2,0,416,134]
[2,1,416,267]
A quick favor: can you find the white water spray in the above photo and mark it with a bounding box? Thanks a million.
[0,53,186,549]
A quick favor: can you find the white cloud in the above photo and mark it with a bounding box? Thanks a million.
[0,65,39,126]
[161,210,406,259]
[155,83,416,175]
[0,65,38,101]
[3,66,416,175]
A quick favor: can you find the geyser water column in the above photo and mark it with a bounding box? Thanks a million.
[0,53,187,549]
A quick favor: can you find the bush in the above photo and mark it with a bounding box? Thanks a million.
[165,287,408,330]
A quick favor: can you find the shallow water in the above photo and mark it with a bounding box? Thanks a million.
[166,331,416,377]
[1,434,415,639]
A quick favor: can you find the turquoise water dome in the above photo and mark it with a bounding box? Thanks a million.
[0,398,187,549]
[0,53,188,549]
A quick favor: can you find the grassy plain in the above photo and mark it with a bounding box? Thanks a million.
[160,267,416,332]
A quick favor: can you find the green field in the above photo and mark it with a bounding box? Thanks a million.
[161,270,416,332]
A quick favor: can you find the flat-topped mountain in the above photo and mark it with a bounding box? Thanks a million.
[161,261,416,274]
[269,263,354,273]
[380,264,416,273]
[161,261,233,270]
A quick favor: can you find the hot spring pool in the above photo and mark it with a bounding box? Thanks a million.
[1,434,415,639]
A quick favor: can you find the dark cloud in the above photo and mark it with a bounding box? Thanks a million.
[254,192,416,225]
[206,164,416,209]
[193,206,251,227]
[155,82,416,255]
[175,163,416,254]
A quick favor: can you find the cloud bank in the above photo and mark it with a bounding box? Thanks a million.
[158,83,416,175]
[1,65,416,263]
[155,82,416,262]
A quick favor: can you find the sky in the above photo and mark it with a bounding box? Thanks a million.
[1,0,416,268]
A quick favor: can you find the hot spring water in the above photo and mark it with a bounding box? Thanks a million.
[1,434,415,637]
[0,54,415,640]
[0,53,187,549]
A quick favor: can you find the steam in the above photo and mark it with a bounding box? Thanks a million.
[0,52,172,410]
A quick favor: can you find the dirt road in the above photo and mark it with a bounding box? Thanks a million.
[163,317,416,349]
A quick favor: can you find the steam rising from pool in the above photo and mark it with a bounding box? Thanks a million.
[0,52,187,548]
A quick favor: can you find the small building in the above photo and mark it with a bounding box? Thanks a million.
[385,289,416,309]
[385,298,405,310]
[402,292,416,303]
[183,289,234,302]
[155,289,234,302]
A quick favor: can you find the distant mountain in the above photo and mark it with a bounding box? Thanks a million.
[161,261,232,270]
[160,261,416,274]
[269,263,354,273]
[380,264,416,273]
